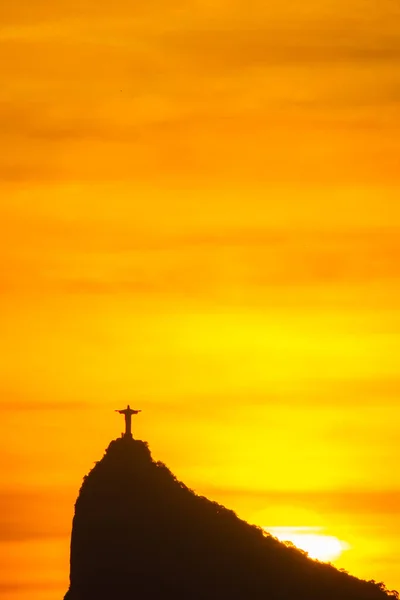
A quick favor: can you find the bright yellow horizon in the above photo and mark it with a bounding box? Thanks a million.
[2,0,400,597]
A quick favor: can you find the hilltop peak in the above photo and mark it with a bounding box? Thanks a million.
[65,437,397,600]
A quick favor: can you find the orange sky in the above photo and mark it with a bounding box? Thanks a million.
[1,1,400,597]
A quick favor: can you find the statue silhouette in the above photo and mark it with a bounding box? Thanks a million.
[115,405,141,438]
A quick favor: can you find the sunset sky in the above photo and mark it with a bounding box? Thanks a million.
[2,0,400,597]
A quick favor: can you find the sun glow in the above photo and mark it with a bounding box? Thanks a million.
[266,527,349,563]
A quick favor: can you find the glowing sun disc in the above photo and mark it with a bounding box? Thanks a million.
[265,527,349,562]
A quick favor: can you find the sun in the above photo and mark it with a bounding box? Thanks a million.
[265,527,349,563]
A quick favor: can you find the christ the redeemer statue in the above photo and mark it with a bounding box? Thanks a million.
[115,405,141,438]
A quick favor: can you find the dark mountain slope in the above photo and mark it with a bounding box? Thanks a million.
[64,436,398,600]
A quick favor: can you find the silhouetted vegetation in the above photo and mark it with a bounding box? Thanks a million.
[64,436,398,599]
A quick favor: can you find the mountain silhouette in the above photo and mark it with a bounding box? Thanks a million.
[64,435,398,599]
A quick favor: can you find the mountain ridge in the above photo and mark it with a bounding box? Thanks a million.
[64,436,398,599]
